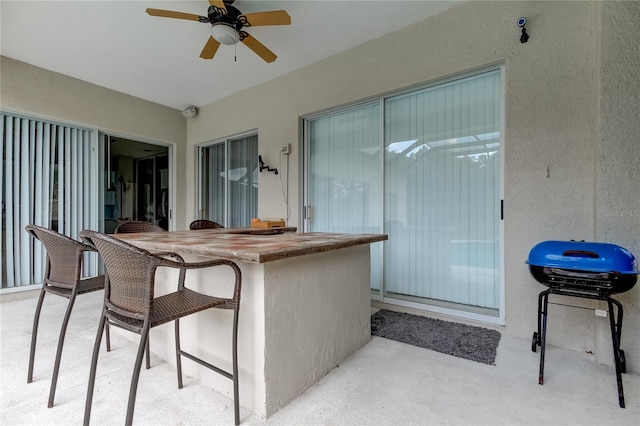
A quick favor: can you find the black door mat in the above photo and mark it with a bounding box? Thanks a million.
[371,309,501,365]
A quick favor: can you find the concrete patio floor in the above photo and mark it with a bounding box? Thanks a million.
[1,290,638,425]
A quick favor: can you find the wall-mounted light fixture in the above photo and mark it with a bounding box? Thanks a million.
[182,105,198,118]
[258,155,278,174]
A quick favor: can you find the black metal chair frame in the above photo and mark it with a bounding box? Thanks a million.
[80,230,242,426]
[25,224,111,408]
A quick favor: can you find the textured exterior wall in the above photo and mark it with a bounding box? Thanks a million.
[595,2,640,368]
[0,56,188,230]
[188,2,639,372]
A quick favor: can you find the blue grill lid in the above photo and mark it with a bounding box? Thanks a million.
[526,240,639,274]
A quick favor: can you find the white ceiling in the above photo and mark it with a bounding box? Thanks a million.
[1,1,458,110]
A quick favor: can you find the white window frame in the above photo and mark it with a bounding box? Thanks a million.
[195,130,259,227]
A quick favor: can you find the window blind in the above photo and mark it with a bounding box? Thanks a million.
[1,113,99,288]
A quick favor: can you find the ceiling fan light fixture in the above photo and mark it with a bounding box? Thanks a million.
[211,23,240,45]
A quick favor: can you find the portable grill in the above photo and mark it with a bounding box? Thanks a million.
[526,240,638,409]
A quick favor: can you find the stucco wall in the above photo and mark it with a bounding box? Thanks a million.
[595,2,640,369]
[188,2,639,372]
[0,56,188,230]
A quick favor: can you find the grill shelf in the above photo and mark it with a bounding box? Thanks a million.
[526,240,638,409]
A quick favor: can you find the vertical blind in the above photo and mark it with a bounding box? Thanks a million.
[228,134,258,228]
[384,70,501,310]
[304,69,501,314]
[306,103,384,290]
[201,142,226,223]
[1,113,99,288]
[199,134,258,227]
[306,103,383,234]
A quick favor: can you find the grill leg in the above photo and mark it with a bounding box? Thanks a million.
[606,298,625,408]
[538,290,550,385]
[536,291,544,339]
[532,290,547,352]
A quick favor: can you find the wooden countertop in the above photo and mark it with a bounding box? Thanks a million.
[115,229,387,263]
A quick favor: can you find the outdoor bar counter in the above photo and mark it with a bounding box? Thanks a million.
[115,228,387,420]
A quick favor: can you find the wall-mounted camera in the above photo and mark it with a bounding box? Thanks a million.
[517,16,529,43]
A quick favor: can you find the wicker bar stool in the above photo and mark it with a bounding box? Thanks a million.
[189,219,224,230]
[25,224,111,408]
[114,220,166,368]
[114,221,165,234]
[79,230,242,426]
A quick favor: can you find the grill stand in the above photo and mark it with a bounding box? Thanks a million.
[531,288,626,409]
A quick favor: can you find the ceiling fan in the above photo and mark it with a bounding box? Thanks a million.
[146,0,291,63]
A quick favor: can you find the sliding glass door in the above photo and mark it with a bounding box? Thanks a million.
[384,70,502,316]
[304,103,384,291]
[197,133,258,227]
[303,68,503,321]
[103,134,171,232]
[1,116,174,290]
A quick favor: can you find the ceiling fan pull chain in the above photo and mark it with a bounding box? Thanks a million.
[234,43,237,62]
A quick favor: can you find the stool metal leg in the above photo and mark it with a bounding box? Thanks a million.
[232,307,240,426]
[48,291,78,407]
[175,318,184,389]
[27,288,47,383]
[145,339,151,369]
[83,313,107,426]
[125,326,151,426]
[105,323,111,352]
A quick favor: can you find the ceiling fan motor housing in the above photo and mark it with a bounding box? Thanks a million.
[208,4,245,30]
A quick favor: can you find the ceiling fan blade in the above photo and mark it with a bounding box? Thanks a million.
[243,10,291,27]
[208,0,227,12]
[242,34,277,63]
[146,8,205,22]
[200,36,221,60]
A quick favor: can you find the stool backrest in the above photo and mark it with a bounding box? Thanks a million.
[81,230,160,317]
[25,224,92,287]
[114,221,165,234]
[189,219,224,230]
